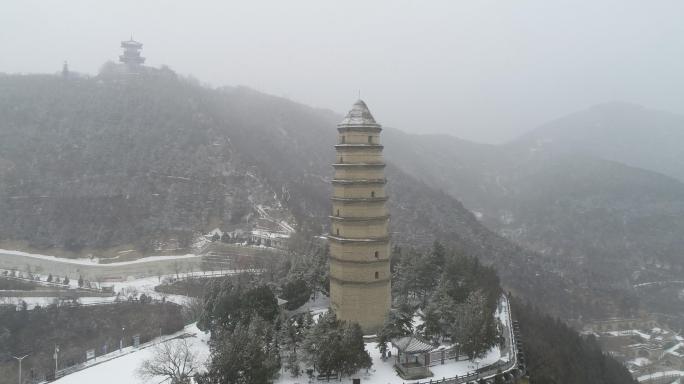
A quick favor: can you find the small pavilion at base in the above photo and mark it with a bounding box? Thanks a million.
[391,336,435,380]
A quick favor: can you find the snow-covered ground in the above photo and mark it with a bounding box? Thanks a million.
[0,296,118,309]
[36,273,514,384]
[0,249,200,266]
[53,323,210,384]
[627,357,651,367]
[50,327,506,384]
[0,270,238,309]
[98,270,241,306]
[637,370,684,382]
[605,329,652,340]
[277,295,514,384]
[45,296,514,384]
[277,341,507,384]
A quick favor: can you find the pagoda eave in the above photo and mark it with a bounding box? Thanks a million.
[329,275,390,286]
[119,56,146,64]
[329,214,390,222]
[333,163,386,168]
[326,235,389,244]
[331,179,386,185]
[334,144,384,150]
[331,196,389,203]
[337,125,383,133]
[330,255,390,265]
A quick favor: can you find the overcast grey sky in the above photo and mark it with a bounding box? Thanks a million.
[2,1,683,143]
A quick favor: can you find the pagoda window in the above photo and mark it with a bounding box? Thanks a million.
[337,209,340,216]
[339,157,343,163]
[336,228,340,236]
[374,271,379,279]
[341,136,346,144]
[368,135,373,144]
[371,191,375,198]
[374,251,379,259]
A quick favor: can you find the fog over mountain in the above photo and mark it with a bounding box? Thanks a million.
[2,1,684,143]
[2,3,683,383]
[511,102,684,181]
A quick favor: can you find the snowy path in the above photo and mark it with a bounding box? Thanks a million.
[277,295,517,384]
[52,323,210,384]
[0,249,200,266]
[43,295,517,384]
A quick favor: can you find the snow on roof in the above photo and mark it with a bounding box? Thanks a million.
[121,39,143,48]
[391,335,434,353]
[627,357,652,367]
[251,229,290,239]
[338,100,380,127]
[605,330,651,340]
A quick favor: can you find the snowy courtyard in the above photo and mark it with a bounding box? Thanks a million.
[47,296,515,384]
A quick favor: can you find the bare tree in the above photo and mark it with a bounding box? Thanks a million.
[137,338,199,384]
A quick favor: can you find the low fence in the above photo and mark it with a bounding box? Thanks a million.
[50,330,195,382]
[426,348,460,367]
[0,270,113,294]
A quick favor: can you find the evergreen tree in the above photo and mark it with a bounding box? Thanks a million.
[200,317,281,384]
[280,279,311,310]
[430,241,447,271]
[199,279,278,332]
[377,308,414,355]
[301,312,371,377]
[286,350,300,377]
[47,274,53,282]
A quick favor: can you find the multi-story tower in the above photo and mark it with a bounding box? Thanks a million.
[119,36,145,70]
[329,100,391,333]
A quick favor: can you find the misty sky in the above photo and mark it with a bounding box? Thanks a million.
[2,1,683,143]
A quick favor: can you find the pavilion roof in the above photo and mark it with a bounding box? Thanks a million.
[391,335,434,354]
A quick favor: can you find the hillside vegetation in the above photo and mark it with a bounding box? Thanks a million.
[383,107,684,322]
[0,69,640,383]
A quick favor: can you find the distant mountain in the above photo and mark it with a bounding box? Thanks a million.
[383,104,684,324]
[0,68,640,383]
[0,69,599,320]
[4,70,682,323]
[509,102,684,181]
[0,72,297,254]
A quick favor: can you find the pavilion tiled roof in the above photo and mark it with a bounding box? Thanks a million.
[391,335,434,353]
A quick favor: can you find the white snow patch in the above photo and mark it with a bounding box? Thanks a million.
[53,323,210,384]
[637,370,684,382]
[605,330,651,340]
[627,357,651,367]
[0,249,200,266]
